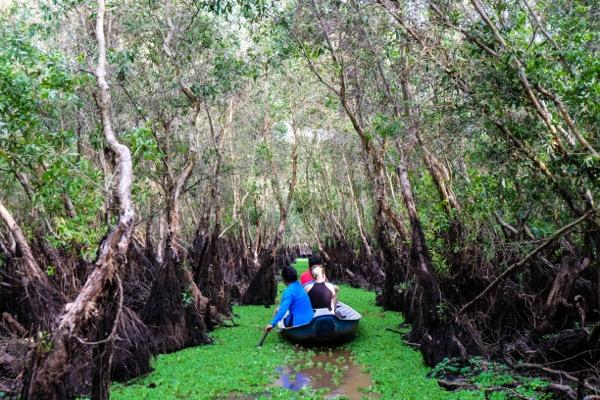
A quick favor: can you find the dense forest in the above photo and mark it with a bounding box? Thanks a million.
[0,0,599,398]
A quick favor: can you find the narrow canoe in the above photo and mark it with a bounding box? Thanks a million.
[277,302,361,345]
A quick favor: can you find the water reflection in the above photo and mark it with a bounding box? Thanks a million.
[275,366,310,391]
[225,349,378,399]
[274,348,379,399]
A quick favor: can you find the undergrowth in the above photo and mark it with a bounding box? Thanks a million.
[112,283,552,399]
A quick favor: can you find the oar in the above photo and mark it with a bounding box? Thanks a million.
[257,329,270,347]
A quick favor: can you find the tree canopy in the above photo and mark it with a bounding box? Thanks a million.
[0,0,599,398]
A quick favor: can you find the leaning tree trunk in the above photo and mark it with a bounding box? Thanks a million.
[307,0,411,308]
[537,256,591,333]
[396,156,442,326]
[342,152,374,260]
[192,100,236,317]
[141,156,212,352]
[141,78,212,351]
[240,115,299,306]
[23,1,136,398]
[0,201,64,329]
[396,155,478,365]
[397,73,468,276]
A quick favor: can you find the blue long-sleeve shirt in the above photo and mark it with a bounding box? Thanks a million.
[270,281,314,327]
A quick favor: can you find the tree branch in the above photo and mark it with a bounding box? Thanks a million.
[458,209,597,315]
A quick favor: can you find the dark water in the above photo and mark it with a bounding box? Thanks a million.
[226,348,378,399]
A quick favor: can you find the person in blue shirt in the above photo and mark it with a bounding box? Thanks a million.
[265,266,314,332]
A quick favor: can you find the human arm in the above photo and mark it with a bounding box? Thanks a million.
[327,283,338,311]
[304,283,314,293]
[270,289,292,326]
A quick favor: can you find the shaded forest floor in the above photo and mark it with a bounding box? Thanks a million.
[111,285,550,399]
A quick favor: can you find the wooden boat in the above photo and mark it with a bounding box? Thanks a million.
[277,302,361,345]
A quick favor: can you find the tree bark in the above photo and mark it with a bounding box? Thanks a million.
[0,200,62,328]
[23,1,135,397]
[240,112,299,306]
[538,257,591,332]
[342,152,373,258]
[142,77,211,354]
[396,155,443,325]
[306,0,410,311]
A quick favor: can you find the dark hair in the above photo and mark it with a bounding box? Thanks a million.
[308,255,322,267]
[281,266,298,283]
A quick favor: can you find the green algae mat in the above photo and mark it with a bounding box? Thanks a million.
[111,284,546,399]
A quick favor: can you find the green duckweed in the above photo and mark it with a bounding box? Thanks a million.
[112,283,549,399]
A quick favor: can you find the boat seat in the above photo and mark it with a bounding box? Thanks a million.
[335,302,362,321]
[313,308,334,318]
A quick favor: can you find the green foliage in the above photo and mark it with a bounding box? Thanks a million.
[181,288,193,307]
[292,183,313,215]
[193,0,272,20]
[371,114,403,139]
[190,53,246,100]
[44,158,105,261]
[393,279,413,295]
[523,2,600,132]
[273,122,289,138]
[108,48,136,81]
[431,357,549,399]
[413,173,452,272]
[121,126,163,164]
[255,140,273,161]
[112,284,538,399]
[246,202,263,226]
[0,14,105,259]
[45,265,56,277]
[436,302,449,322]
[35,330,54,354]
[0,19,81,136]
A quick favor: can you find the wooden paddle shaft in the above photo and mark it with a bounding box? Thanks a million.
[257,330,270,347]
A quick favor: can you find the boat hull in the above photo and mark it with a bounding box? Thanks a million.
[278,303,361,345]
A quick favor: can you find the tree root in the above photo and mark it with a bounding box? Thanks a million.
[513,362,598,392]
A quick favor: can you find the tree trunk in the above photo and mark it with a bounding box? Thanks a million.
[538,257,591,332]
[396,155,443,327]
[398,76,467,274]
[192,100,235,316]
[396,155,474,365]
[23,1,136,397]
[342,152,373,259]
[240,114,299,306]
[0,200,63,329]
[142,111,211,352]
